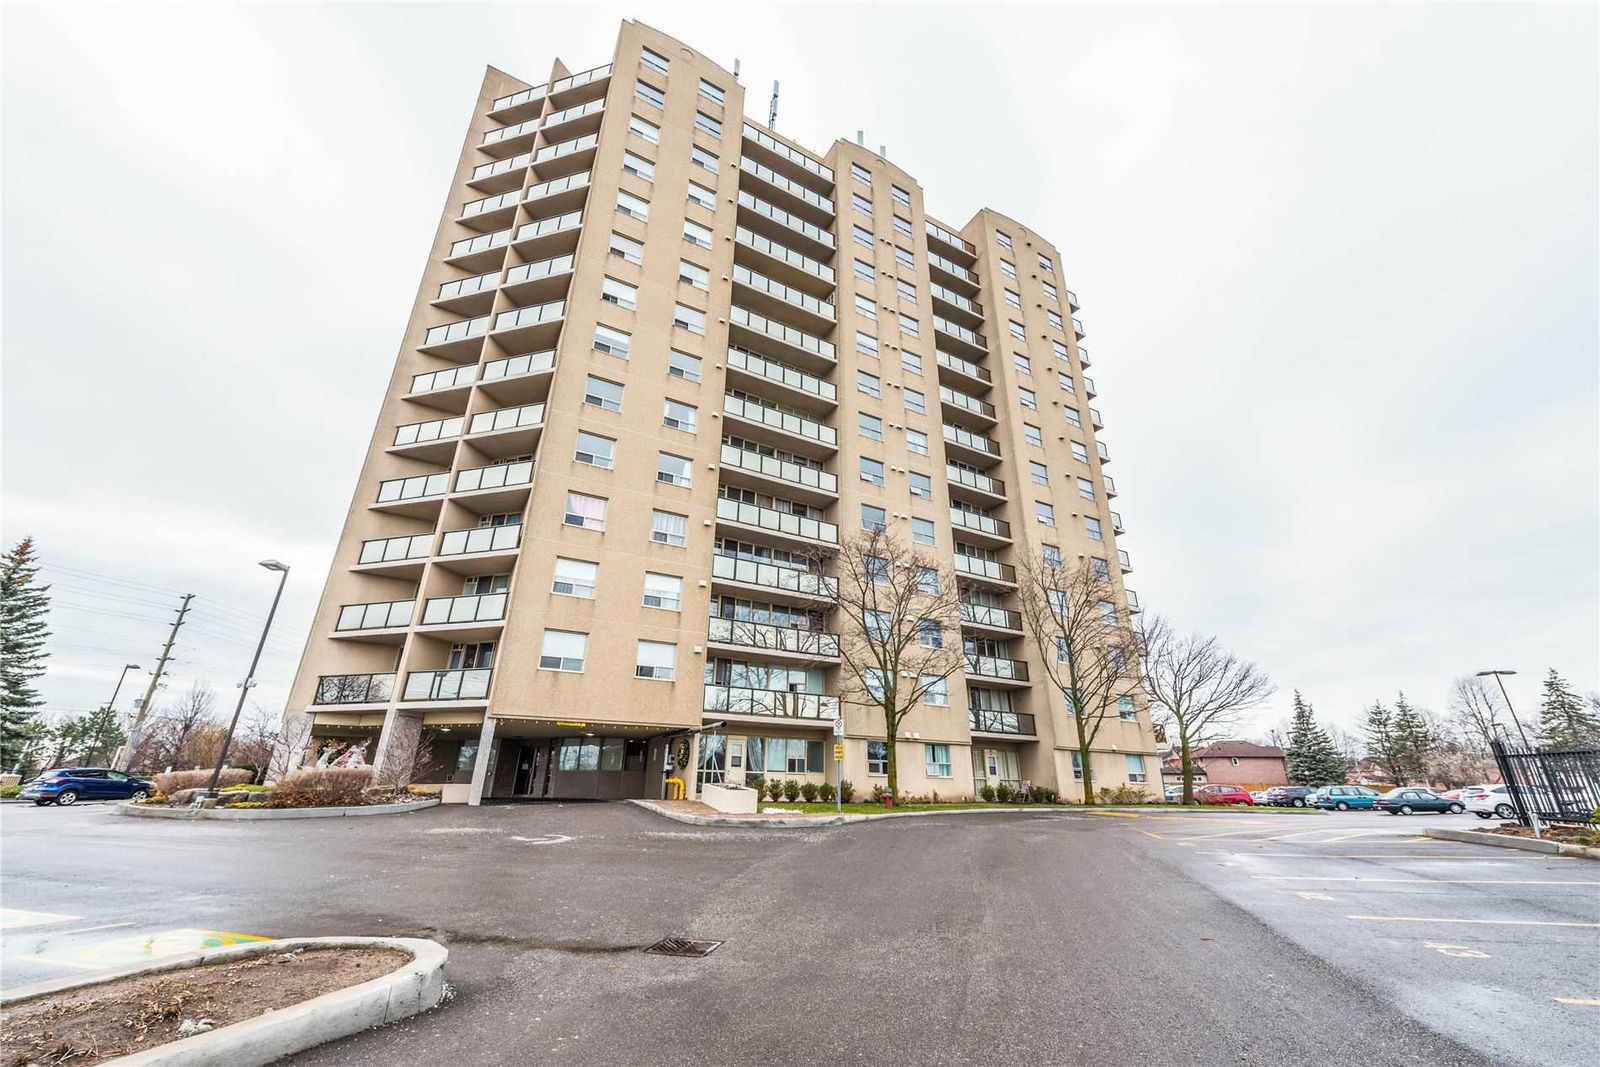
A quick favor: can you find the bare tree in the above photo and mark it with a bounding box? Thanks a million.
[832,528,964,799]
[1140,615,1275,803]
[376,719,435,792]
[267,712,313,783]
[1016,553,1143,804]
[159,683,218,770]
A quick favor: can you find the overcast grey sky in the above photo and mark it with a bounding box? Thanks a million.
[3,1,1595,738]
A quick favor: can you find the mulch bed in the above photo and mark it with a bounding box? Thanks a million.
[1480,823,1598,845]
[1,947,408,1066]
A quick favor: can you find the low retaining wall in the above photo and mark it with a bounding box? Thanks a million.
[109,798,441,821]
[1424,826,1600,860]
[1,936,446,1067]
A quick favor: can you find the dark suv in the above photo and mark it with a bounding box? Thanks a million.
[1263,786,1317,808]
[21,768,155,806]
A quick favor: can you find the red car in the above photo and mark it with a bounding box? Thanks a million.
[1196,784,1254,806]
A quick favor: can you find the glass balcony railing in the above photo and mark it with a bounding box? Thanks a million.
[727,347,836,403]
[969,708,1037,735]
[393,415,463,448]
[314,672,396,704]
[925,219,976,256]
[930,284,982,317]
[719,443,838,494]
[548,62,611,96]
[1118,549,1132,572]
[438,523,522,557]
[468,402,544,435]
[723,394,837,447]
[1072,317,1086,337]
[704,684,840,720]
[503,253,575,286]
[711,552,838,598]
[335,600,414,631]
[708,616,840,658]
[1126,590,1141,613]
[540,96,604,130]
[737,190,835,247]
[943,423,1001,458]
[402,667,492,701]
[738,156,834,214]
[729,306,836,361]
[954,555,1016,583]
[1102,474,1117,497]
[421,592,507,626]
[1065,288,1080,310]
[1097,441,1111,462]
[358,533,432,566]
[735,227,836,284]
[716,497,839,545]
[1110,510,1125,533]
[491,84,544,113]
[449,228,512,258]
[934,316,985,348]
[460,189,521,220]
[936,350,990,383]
[1083,376,1097,397]
[939,386,996,419]
[482,116,539,147]
[533,132,598,163]
[423,315,489,347]
[731,265,836,320]
[741,123,835,183]
[965,654,1029,682]
[514,211,582,243]
[1091,407,1104,429]
[928,251,978,284]
[945,465,1004,497]
[493,299,565,333]
[410,364,476,394]
[470,152,531,182]
[455,459,533,493]
[960,602,1022,631]
[949,508,1010,539]
[524,170,590,204]
[375,472,449,503]
[482,350,555,381]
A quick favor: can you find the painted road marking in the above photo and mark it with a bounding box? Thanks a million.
[1081,811,1140,818]
[1254,876,1600,886]
[22,928,270,970]
[1425,941,1491,958]
[1347,915,1600,929]
[1201,851,1540,860]
[1296,891,1334,901]
[0,908,79,930]
[1554,998,1600,1006]
[32,922,136,938]
[510,834,572,845]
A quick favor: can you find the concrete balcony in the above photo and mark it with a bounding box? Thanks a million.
[965,654,1030,687]
[726,347,836,414]
[417,592,507,641]
[738,156,835,219]
[734,226,836,290]
[710,552,838,605]
[434,523,522,576]
[354,533,433,578]
[946,464,1006,506]
[391,414,463,462]
[703,683,840,723]
[948,507,1011,546]
[715,497,839,549]
[737,189,835,257]
[401,667,493,704]
[332,599,414,642]
[959,602,1024,636]
[730,266,836,332]
[718,443,838,505]
[723,393,838,457]
[943,423,1002,467]
[939,386,997,428]
[313,672,397,706]
[924,218,976,259]
[728,305,837,373]
[935,350,991,390]
[953,553,1017,588]
[969,708,1037,737]
[707,616,841,664]
[372,472,449,518]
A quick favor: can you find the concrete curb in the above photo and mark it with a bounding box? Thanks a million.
[1,936,447,1066]
[108,798,441,820]
[625,799,1328,828]
[1424,826,1600,860]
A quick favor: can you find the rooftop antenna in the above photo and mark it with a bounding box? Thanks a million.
[879,144,886,157]
[733,58,741,78]
[856,130,864,145]
[769,80,780,129]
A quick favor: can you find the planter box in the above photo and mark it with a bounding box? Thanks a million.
[702,782,759,814]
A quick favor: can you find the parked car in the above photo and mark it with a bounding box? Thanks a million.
[20,768,155,806]
[1196,784,1254,806]
[1249,790,1273,805]
[1263,785,1317,807]
[1306,785,1381,810]
[1374,787,1463,815]
[1163,785,1186,804]
[1463,784,1558,820]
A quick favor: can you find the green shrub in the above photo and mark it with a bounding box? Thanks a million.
[995,782,1014,803]
[1032,787,1060,804]
[839,780,856,803]
[0,786,19,799]
[818,782,835,802]
[746,775,764,795]
[871,784,887,802]
[800,782,819,802]
[1096,784,1154,805]
[228,801,268,809]
[980,784,997,802]
[766,779,784,801]
[782,779,801,802]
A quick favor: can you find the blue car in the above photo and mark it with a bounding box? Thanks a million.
[21,767,155,806]
[1306,785,1381,811]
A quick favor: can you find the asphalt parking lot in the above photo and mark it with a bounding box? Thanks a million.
[1,802,1595,1066]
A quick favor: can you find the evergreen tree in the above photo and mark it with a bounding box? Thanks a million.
[75,706,126,766]
[1285,691,1346,785]
[1391,692,1436,784]
[1,537,51,772]
[1362,701,1406,785]
[1538,668,1600,749]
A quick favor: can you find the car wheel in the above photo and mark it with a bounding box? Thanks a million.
[130,789,150,801]
[55,790,80,806]
[1494,803,1515,819]
[1399,805,1414,815]
[1448,803,1464,814]
[33,799,50,807]
[1474,811,1491,819]
[1335,801,1350,811]
[1292,798,1306,807]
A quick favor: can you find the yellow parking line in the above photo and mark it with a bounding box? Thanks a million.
[1554,998,1600,1006]
[1267,828,1359,841]
[1082,811,1140,818]
[1347,915,1600,929]
[1173,828,1291,842]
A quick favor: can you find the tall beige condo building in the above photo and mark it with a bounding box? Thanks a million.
[284,21,1158,804]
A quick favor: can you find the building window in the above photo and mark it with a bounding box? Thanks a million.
[1098,600,1119,625]
[636,640,677,681]
[679,260,710,290]
[657,452,692,487]
[583,376,623,414]
[996,230,1013,251]
[1125,754,1147,783]
[593,324,632,359]
[1077,477,1096,500]
[861,504,887,531]
[643,571,682,610]
[864,557,890,585]
[690,145,720,173]
[911,517,935,545]
[1085,515,1103,540]
[1000,259,1017,280]
[853,258,874,281]
[893,214,913,237]
[857,740,886,776]
[909,471,932,499]
[1008,321,1026,341]
[674,304,706,335]
[1090,556,1110,580]
[650,510,688,547]
[852,192,873,216]
[904,389,926,415]
[1019,387,1037,409]
[859,412,883,441]
[539,629,587,672]
[1024,423,1043,447]
[686,181,715,210]
[860,457,885,486]
[694,111,722,138]
[851,161,872,185]
[1071,750,1084,780]
[925,744,952,778]
[608,232,643,265]
[1048,309,1065,331]
[906,428,929,456]
[914,566,939,594]
[922,676,949,706]
[1064,407,1082,428]
[901,350,923,374]
[852,224,873,249]
[1118,696,1138,721]
[683,220,713,248]
[551,557,597,599]
[1052,338,1070,361]
[668,350,702,383]
[640,46,670,75]
[1029,461,1049,486]
[855,294,878,320]
[622,151,655,183]
[1005,289,1022,311]
[857,369,881,397]
[1058,372,1075,393]
[894,246,914,268]
[574,429,616,468]
[698,78,725,105]
[1036,501,1056,526]
[1014,352,1032,374]
[628,114,660,144]
[634,80,665,109]
[1038,252,1054,273]
[897,278,917,301]
[616,190,649,221]
[602,277,638,310]
[899,313,920,337]
[563,491,606,530]
[1072,441,1090,463]
[1042,544,1062,567]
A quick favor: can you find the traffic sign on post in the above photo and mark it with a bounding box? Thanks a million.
[834,744,845,761]
[833,716,844,737]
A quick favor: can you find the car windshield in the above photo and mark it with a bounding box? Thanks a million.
[1379,789,1407,798]
[33,769,65,779]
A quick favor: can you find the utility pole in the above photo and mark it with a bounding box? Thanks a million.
[116,594,193,771]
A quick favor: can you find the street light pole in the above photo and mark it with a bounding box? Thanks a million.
[1476,670,1533,749]
[105,663,142,716]
[205,561,290,798]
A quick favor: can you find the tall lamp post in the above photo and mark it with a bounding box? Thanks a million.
[205,560,290,797]
[1476,669,1533,749]
[106,663,142,716]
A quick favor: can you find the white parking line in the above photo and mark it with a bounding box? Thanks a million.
[0,908,79,930]
[1255,876,1599,886]
[1347,915,1600,929]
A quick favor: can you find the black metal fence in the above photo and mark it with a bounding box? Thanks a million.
[1489,739,1600,827]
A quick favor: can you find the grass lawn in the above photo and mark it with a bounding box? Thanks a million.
[757,802,1321,815]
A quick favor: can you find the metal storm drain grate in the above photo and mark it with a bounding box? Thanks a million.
[645,937,723,958]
